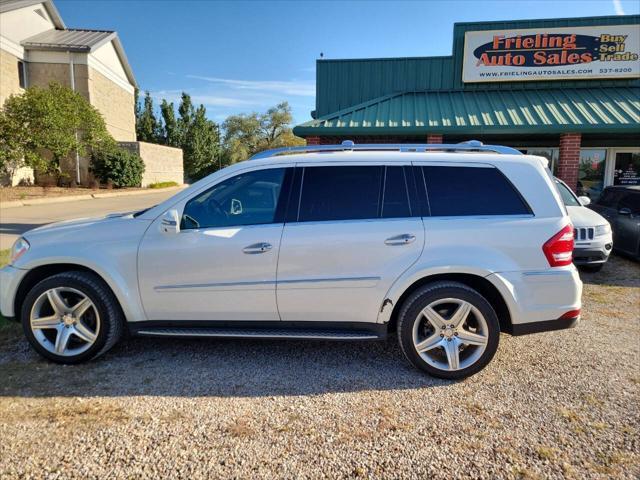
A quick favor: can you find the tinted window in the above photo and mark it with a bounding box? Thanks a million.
[182,168,286,229]
[619,192,640,215]
[382,167,411,218]
[422,166,530,216]
[596,188,625,208]
[298,166,382,222]
[18,61,26,88]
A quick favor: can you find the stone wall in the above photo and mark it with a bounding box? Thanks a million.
[88,67,136,141]
[119,141,184,187]
[0,49,24,106]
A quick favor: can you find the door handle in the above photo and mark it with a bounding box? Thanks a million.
[384,234,416,246]
[242,242,273,254]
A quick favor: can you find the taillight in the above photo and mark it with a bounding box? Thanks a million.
[559,309,581,320]
[543,224,574,267]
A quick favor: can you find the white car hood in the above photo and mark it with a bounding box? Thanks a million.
[26,212,135,238]
[567,205,608,228]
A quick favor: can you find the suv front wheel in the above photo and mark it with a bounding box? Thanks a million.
[21,271,124,364]
[397,282,500,380]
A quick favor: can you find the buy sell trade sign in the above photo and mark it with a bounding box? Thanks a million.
[462,24,640,83]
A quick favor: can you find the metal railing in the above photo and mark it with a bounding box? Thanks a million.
[250,140,522,160]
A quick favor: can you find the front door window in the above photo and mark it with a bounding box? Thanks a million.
[613,152,640,186]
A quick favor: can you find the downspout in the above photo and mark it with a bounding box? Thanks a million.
[69,52,81,185]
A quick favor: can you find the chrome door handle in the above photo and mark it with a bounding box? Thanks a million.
[385,234,416,246]
[242,242,273,254]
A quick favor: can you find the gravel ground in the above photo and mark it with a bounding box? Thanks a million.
[0,255,638,479]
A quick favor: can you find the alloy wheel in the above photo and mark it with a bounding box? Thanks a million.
[412,298,489,371]
[29,287,100,357]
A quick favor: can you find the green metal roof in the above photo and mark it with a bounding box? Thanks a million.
[293,87,640,137]
[314,15,640,118]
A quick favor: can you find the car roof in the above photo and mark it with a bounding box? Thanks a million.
[248,150,545,168]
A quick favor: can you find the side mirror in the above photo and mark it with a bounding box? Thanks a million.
[160,209,180,234]
[618,207,632,216]
[578,196,591,206]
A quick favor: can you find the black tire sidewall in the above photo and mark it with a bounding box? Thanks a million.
[398,284,500,380]
[21,273,115,364]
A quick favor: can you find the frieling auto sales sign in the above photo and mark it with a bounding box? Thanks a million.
[462,25,640,83]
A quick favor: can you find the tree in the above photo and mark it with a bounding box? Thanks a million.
[182,104,221,181]
[136,91,161,142]
[223,101,304,163]
[160,99,180,147]
[0,82,113,176]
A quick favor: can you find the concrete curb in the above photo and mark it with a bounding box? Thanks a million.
[0,185,186,210]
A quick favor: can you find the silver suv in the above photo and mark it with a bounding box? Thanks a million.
[1,141,582,379]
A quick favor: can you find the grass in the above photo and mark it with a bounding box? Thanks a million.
[148,181,179,189]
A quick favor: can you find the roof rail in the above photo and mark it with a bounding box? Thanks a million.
[250,140,522,160]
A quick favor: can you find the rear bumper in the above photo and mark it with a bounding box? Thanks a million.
[508,315,579,335]
[486,266,582,331]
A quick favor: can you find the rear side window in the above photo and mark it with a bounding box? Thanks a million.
[382,166,412,218]
[298,166,383,222]
[421,166,530,216]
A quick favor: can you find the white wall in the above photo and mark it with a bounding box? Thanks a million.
[0,3,55,44]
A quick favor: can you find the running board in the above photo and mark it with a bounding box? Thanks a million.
[135,327,382,341]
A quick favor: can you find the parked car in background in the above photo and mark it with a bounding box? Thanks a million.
[589,186,640,261]
[0,141,583,380]
[555,178,612,272]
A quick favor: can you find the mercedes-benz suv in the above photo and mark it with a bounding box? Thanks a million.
[0,141,582,379]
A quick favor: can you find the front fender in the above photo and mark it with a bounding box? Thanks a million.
[18,255,146,323]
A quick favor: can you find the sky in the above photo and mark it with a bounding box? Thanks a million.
[55,0,640,126]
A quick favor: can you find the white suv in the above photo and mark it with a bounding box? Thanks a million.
[0,141,582,379]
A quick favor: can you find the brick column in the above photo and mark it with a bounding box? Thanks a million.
[427,134,443,144]
[306,136,321,145]
[557,133,581,192]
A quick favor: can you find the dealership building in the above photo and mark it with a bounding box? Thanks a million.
[293,15,640,197]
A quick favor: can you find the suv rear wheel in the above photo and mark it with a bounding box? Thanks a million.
[397,281,500,379]
[21,271,124,364]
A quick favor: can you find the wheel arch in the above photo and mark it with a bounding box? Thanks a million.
[14,262,135,324]
[384,273,512,335]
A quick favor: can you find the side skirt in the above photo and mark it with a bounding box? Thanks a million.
[128,320,388,341]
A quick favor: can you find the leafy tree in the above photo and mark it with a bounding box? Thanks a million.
[0,82,113,176]
[182,104,221,181]
[91,145,145,187]
[160,99,180,147]
[136,91,161,142]
[223,101,304,163]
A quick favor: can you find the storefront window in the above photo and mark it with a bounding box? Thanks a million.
[578,149,606,201]
[520,148,559,174]
[613,152,640,186]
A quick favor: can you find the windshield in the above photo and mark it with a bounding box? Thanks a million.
[554,179,581,207]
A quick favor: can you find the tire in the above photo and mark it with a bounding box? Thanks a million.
[397,281,500,380]
[579,263,604,273]
[21,271,124,364]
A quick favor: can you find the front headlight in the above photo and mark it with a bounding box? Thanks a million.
[595,224,611,237]
[10,237,30,264]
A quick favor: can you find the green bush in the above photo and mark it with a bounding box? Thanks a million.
[148,181,179,189]
[91,147,145,188]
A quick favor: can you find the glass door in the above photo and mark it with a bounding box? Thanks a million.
[613,151,640,186]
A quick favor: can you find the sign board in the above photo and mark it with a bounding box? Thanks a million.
[462,24,640,83]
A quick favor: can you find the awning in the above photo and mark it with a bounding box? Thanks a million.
[293,87,640,137]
